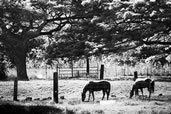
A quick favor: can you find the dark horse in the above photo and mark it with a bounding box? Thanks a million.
[81,81,111,102]
[130,78,155,100]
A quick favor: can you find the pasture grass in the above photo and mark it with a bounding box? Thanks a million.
[0,80,171,114]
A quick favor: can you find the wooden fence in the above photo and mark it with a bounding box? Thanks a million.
[104,64,171,78]
[57,66,99,79]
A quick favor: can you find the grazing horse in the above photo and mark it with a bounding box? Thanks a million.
[81,81,111,102]
[130,78,155,100]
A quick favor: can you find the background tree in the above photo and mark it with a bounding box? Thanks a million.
[86,0,171,66]
[114,0,171,66]
[117,0,171,50]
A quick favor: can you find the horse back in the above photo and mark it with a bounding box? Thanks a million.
[134,78,154,89]
[88,81,110,91]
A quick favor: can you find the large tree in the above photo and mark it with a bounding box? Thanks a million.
[0,0,102,80]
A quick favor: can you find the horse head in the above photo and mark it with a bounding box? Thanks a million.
[81,83,90,102]
[81,92,86,101]
[130,84,136,98]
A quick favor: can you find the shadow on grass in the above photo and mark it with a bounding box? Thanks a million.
[137,95,171,102]
[0,103,65,114]
[155,76,171,82]
[151,95,171,102]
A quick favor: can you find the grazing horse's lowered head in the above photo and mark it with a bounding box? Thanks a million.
[81,91,86,102]
[130,78,155,100]
[81,81,111,102]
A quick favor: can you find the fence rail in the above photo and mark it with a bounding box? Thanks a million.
[57,66,99,79]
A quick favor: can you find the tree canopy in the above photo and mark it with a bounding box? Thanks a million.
[46,0,171,66]
[1,0,171,80]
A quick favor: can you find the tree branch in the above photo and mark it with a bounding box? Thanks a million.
[39,21,70,36]
[143,40,171,45]
[47,15,92,23]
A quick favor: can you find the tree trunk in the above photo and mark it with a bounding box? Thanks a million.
[13,47,29,81]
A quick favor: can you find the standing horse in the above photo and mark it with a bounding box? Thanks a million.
[130,78,155,100]
[81,81,111,102]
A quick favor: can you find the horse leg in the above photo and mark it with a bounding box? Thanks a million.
[134,88,139,99]
[88,91,91,101]
[140,88,143,95]
[92,92,95,101]
[135,89,138,96]
[140,88,146,100]
[102,90,105,100]
[148,85,151,101]
[148,91,151,101]
[107,90,110,100]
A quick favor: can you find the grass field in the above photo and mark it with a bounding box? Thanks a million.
[0,79,171,114]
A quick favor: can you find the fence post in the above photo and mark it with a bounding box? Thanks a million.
[123,68,126,76]
[53,72,58,103]
[115,65,117,76]
[147,67,149,76]
[97,63,99,79]
[133,71,138,81]
[13,77,18,101]
[100,64,104,80]
[56,64,59,79]
[70,60,74,78]
[86,57,89,76]
[45,64,47,79]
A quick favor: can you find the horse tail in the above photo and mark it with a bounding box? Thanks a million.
[106,82,111,100]
[130,84,135,98]
[151,80,155,87]
[108,83,111,95]
[150,80,155,93]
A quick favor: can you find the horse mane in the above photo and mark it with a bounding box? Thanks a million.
[135,78,148,82]
[135,78,154,83]
[89,81,94,84]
